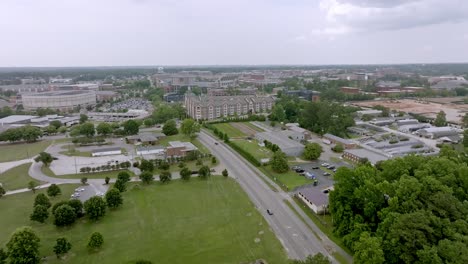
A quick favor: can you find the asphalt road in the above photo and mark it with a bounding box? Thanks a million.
[198,131,335,261]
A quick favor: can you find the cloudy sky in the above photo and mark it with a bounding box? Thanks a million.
[1,0,467,66]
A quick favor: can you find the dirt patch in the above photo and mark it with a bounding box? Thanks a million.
[231,122,258,136]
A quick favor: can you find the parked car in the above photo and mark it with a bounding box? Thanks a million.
[295,167,305,173]
[323,189,330,194]
[333,169,337,173]
[323,172,331,176]
[267,209,273,215]
[327,165,335,169]
[304,172,316,179]
[321,163,329,167]
[291,166,299,170]
[312,166,319,169]
[313,180,318,186]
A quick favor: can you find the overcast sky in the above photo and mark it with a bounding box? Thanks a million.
[1,0,467,67]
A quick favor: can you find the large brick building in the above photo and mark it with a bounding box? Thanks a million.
[185,93,274,120]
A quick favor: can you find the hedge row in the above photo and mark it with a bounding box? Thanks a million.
[227,141,261,167]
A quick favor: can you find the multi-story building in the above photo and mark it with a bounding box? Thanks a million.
[22,90,96,111]
[185,94,274,120]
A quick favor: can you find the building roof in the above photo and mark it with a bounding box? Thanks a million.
[186,94,274,107]
[136,145,165,151]
[0,115,37,124]
[92,147,122,153]
[323,133,354,145]
[168,141,198,151]
[419,126,458,133]
[298,188,329,206]
[344,148,389,165]
[431,80,468,90]
[357,109,383,115]
[256,131,304,150]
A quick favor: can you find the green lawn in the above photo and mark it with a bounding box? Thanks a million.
[259,166,315,191]
[41,166,134,179]
[231,139,273,161]
[0,178,288,264]
[213,123,246,138]
[0,140,51,162]
[242,122,265,132]
[0,163,44,191]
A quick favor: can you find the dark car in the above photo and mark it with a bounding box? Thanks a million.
[327,165,335,169]
[312,166,319,169]
[214,142,219,145]
[267,209,273,215]
[295,168,305,173]
[191,170,199,175]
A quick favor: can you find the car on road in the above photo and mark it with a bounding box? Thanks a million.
[321,163,329,167]
[323,172,331,176]
[267,209,273,215]
[327,165,335,169]
[214,142,219,145]
[295,167,305,173]
[312,166,319,169]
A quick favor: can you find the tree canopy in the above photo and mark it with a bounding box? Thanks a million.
[303,143,323,160]
[6,227,41,264]
[434,111,447,127]
[180,119,200,138]
[162,119,178,136]
[271,151,289,173]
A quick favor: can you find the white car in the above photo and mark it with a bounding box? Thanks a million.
[321,163,329,167]
[79,188,85,192]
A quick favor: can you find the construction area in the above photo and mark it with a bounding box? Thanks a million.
[352,98,468,124]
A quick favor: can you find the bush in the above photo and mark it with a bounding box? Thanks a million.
[227,142,260,166]
[87,232,104,251]
[389,139,399,144]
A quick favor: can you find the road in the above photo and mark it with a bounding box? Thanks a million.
[198,131,340,261]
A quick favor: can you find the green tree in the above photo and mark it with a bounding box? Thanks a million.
[34,152,53,167]
[304,143,323,160]
[105,176,110,185]
[53,237,72,259]
[30,205,49,223]
[117,171,131,183]
[140,171,154,184]
[143,118,154,127]
[45,125,57,135]
[0,185,5,198]
[354,232,385,264]
[34,193,51,209]
[87,232,104,251]
[139,159,154,172]
[22,126,42,142]
[198,165,211,179]
[67,199,84,217]
[47,184,61,197]
[211,156,217,164]
[6,227,41,264]
[434,111,447,127]
[162,119,178,136]
[152,104,179,123]
[123,119,139,135]
[79,114,88,124]
[291,253,331,264]
[332,143,344,153]
[222,169,229,178]
[158,161,170,170]
[28,181,37,193]
[105,188,123,209]
[271,151,289,173]
[159,171,172,183]
[0,248,7,264]
[463,130,468,148]
[271,105,286,122]
[84,196,107,221]
[114,178,127,192]
[96,122,112,136]
[53,205,77,227]
[180,119,200,138]
[180,167,191,181]
[50,120,62,129]
[79,122,95,138]
[81,177,88,185]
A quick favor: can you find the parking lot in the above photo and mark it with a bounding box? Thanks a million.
[70,182,109,202]
[290,159,351,192]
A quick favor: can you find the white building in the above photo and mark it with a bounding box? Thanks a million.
[22,90,96,111]
[92,147,122,157]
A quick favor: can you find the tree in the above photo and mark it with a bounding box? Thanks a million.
[34,193,51,209]
[463,130,468,148]
[162,119,178,136]
[45,125,57,135]
[304,143,323,160]
[79,114,88,124]
[140,171,154,184]
[53,237,72,259]
[180,119,200,138]
[79,122,95,138]
[6,227,41,264]
[158,161,170,170]
[332,143,344,153]
[81,177,88,185]
[34,152,53,167]
[105,188,123,209]
[22,126,42,142]
[140,159,154,172]
[96,122,112,136]
[462,113,468,128]
[354,232,385,264]
[50,120,62,129]
[291,253,331,264]
[117,171,131,183]
[222,169,229,178]
[28,181,37,193]
[51,201,68,215]
[198,165,211,179]
[87,232,104,251]
[271,151,289,173]
[123,119,139,135]
[434,111,447,127]
[271,105,286,122]
[114,178,127,192]
[211,156,217,164]
[159,171,172,183]
[0,185,5,198]
[84,196,107,221]
[0,248,7,264]
[68,199,84,217]
[180,167,191,181]
[105,176,110,185]
[30,205,49,223]
[53,205,77,226]
[47,184,61,197]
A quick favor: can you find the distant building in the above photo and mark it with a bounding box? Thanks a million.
[207,87,257,96]
[185,94,274,120]
[296,188,329,214]
[163,93,185,102]
[343,148,389,165]
[126,133,165,145]
[322,134,356,149]
[91,147,122,157]
[416,127,460,139]
[136,146,165,156]
[166,141,198,157]
[284,123,311,140]
[255,131,304,156]
[356,109,383,117]
[95,91,118,102]
[340,87,362,94]
[283,89,320,102]
[22,90,96,111]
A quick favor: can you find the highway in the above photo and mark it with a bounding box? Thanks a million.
[198,131,336,261]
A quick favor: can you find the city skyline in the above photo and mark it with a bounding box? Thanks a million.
[1,0,468,67]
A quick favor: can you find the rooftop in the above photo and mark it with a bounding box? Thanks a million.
[0,115,37,124]
[92,147,121,153]
[25,90,95,97]
[298,188,329,206]
[168,141,198,151]
[256,131,304,150]
[323,133,354,145]
[344,148,389,165]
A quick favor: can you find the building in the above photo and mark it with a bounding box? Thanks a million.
[207,87,257,96]
[0,84,51,93]
[163,93,185,102]
[255,131,304,156]
[185,94,274,121]
[126,133,165,145]
[22,90,96,111]
[91,147,122,157]
[136,146,165,156]
[166,141,198,157]
[322,134,356,149]
[356,109,383,117]
[95,91,118,102]
[297,188,329,214]
[284,123,311,140]
[343,148,389,165]
[416,127,460,139]
[283,89,320,102]
[340,87,362,94]
[0,115,38,125]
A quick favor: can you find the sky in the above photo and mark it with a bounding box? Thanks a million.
[1,0,468,67]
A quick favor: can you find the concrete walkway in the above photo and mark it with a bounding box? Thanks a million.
[0,158,33,174]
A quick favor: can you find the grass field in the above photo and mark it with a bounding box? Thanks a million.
[41,166,134,179]
[242,122,265,132]
[0,163,43,191]
[231,139,273,161]
[259,166,315,191]
[213,123,246,138]
[0,140,51,162]
[0,178,288,264]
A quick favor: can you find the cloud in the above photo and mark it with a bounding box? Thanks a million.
[318,0,468,35]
